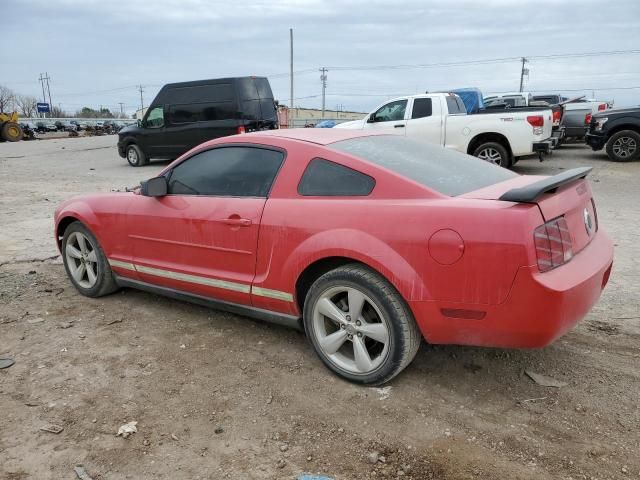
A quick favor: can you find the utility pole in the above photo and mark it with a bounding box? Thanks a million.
[289,28,293,110]
[38,73,47,118]
[138,85,144,112]
[519,57,528,92]
[118,102,125,117]
[320,68,328,118]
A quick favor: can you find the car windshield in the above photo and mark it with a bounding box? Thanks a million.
[329,136,518,196]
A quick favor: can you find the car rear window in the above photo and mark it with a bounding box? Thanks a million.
[329,136,517,196]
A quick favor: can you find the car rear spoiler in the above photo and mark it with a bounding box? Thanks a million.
[499,167,592,203]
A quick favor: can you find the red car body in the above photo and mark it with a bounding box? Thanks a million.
[54,129,613,348]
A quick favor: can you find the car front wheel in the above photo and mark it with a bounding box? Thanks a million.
[62,221,118,297]
[303,264,421,385]
[606,130,640,162]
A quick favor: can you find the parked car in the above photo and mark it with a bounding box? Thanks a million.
[36,122,57,133]
[19,122,37,140]
[532,94,610,142]
[335,92,554,168]
[54,129,613,385]
[70,120,84,131]
[117,76,279,167]
[586,106,640,162]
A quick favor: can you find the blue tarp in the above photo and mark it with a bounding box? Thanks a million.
[450,88,484,114]
[315,120,337,128]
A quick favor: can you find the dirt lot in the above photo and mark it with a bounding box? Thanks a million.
[1,136,639,480]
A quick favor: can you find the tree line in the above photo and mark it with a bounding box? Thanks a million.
[0,84,131,119]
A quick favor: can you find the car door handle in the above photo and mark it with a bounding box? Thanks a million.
[222,217,252,227]
[394,124,405,128]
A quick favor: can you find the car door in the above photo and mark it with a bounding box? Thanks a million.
[362,99,408,135]
[404,97,443,145]
[126,145,285,306]
[138,105,169,158]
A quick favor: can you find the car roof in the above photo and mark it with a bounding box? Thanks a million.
[238,128,384,146]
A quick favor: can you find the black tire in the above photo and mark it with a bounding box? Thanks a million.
[303,263,421,385]
[1,122,24,142]
[606,130,640,162]
[473,141,511,168]
[126,143,148,167]
[61,221,119,298]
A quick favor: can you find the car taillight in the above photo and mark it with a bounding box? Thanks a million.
[584,113,592,125]
[598,103,607,111]
[552,109,561,125]
[237,125,246,134]
[527,115,544,128]
[534,216,573,273]
[527,115,544,135]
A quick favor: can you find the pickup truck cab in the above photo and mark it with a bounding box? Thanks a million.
[335,93,553,168]
[586,106,640,162]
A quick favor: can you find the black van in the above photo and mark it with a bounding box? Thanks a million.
[117,76,278,166]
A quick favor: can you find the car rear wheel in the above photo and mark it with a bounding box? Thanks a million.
[606,130,640,162]
[126,144,147,167]
[303,264,421,385]
[62,221,118,298]
[473,142,510,168]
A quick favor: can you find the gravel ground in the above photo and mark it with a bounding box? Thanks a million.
[1,136,639,480]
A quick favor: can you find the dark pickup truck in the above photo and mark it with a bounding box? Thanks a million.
[586,106,640,162]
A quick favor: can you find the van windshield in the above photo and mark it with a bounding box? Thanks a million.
[329,136,517,196]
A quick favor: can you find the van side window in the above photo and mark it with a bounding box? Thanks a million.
[167,147,284,197]
[411,98,433,119]
[298,158,375,196]
[146,107,164,128]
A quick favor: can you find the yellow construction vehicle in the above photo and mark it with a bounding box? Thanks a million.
[0,111,24,142]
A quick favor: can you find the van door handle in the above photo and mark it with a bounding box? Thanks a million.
[394,124,405,128]
[222,217,252,227]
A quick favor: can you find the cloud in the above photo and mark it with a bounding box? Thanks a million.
[1,0,639,114]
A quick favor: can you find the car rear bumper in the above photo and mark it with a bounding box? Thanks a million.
[585,132,607,151]
[410,229,614,348]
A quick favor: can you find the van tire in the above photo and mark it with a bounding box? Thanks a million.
[126,144,147,167]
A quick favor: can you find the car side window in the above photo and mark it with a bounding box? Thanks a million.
[372,100,407,122]
[298,158,375,196]
[411,98,433,119]
[167,147,284,197]
[445,96,465,114]
[146,106,165,128]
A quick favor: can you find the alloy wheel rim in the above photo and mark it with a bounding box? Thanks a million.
[127,148,138,163]
[65,232,98,289]
[312,286,390,375]
[477,147,503,165]
[612,137,636,158]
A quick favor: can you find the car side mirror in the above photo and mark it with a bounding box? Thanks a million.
[366,115,376,123]
[140,176,168,197]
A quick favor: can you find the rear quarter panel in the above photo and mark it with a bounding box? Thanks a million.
[249,140,542,316]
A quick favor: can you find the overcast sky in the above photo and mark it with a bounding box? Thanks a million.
[2,0,639,116]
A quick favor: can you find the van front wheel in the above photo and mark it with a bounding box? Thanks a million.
[126,144,147,167]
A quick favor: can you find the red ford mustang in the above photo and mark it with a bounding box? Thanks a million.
[54,129,613,384]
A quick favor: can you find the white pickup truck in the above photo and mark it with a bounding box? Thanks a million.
[335,92,554,168]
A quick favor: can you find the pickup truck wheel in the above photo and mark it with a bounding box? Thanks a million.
[303,264,421,385]
[126,144,147,167]
[606,130,640,162]
[473,142,510,168]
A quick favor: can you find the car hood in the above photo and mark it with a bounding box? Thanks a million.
[334,119,366,130]
[592,106,639,119]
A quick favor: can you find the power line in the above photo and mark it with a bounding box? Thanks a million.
[324,49,640,72]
